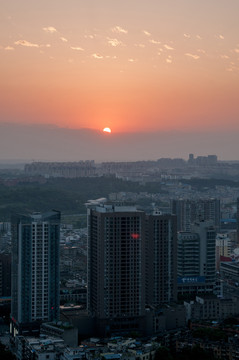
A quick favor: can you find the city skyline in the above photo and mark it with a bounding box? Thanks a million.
[1,1,239,135]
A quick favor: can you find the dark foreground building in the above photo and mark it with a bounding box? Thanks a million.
[86,200,177,336]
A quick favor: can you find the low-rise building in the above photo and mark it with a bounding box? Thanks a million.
[15,336,65,360]
[184,295,239,321]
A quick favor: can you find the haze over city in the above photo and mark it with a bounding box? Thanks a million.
[1,0,239,161]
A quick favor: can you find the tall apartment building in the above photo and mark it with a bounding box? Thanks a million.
[178,232,200,279]
[216,233,231,271]
[10,211,61,336]
[86,200,177,335]
[171,198,220,232]
[177,221,217,298]
[237,197,239,243]
[145,212,177,306]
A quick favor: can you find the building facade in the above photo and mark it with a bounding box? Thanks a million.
[11,211,61,336]
[86,200,177,335]
[177,221,217,298]
[216,233,231,271]
[87,202,146,334]
[171,198,220,232]
[145,212,177,306]
[0,253,11,297]
[237,197,239,243]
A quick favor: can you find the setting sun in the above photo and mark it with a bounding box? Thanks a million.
[103,127,112,133]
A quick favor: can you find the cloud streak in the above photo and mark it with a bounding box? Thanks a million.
[107,38,123,47]
[111,26,128,34]
[185,53,200,60]
[5,46,14,51]
[149,39,161,44]
[70,46,84,51]
[164,44,174,50]
[92,53,103,59]
[142,30,151,36]
[15,40,39,47]
[43,26,57,34]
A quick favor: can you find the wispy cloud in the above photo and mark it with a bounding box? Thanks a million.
[134,43,145,48]
[142,30,151,36]
[105,55,117,59]
[185,53,200,60]
[183,33,191,39]
[84,34,95,39]
[220,54,229,59]
[70,46,84,51]
[149,39,161,44]
[60,37,68,42]
[164,44,174,50]
[111,26,128,34]
[15,40,39,47]
[197,49,206,54]
[157,48,164,55]
[234,48,239,53]
[107,38,123,47]
[166,55,173,63]
[5,46,14,51]
[216,34,224,40]
[128,58,137,62]
[92,53,103,59]
[43,26,57,34]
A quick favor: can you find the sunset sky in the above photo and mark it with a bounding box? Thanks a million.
[1,0,239,134]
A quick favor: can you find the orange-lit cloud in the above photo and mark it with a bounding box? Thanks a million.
[107,38,123,47]
[142,30,151,37]
[42,26,58,33]
[70,46,84,51]
[185,53,200,60]
[164,44,174,50]
[111,26,128,34]
[15,40,40,47]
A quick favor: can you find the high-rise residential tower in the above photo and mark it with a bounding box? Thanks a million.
[86,200,177,335]
[87,201,146,334]
[171,198,220,232]
[177,221,217,298]
[10,211,60,336]
[145,212,177,306]
[237,197,239,244]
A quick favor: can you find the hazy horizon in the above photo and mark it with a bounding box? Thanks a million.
[1,1,239,161]
[0,122,239,163]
